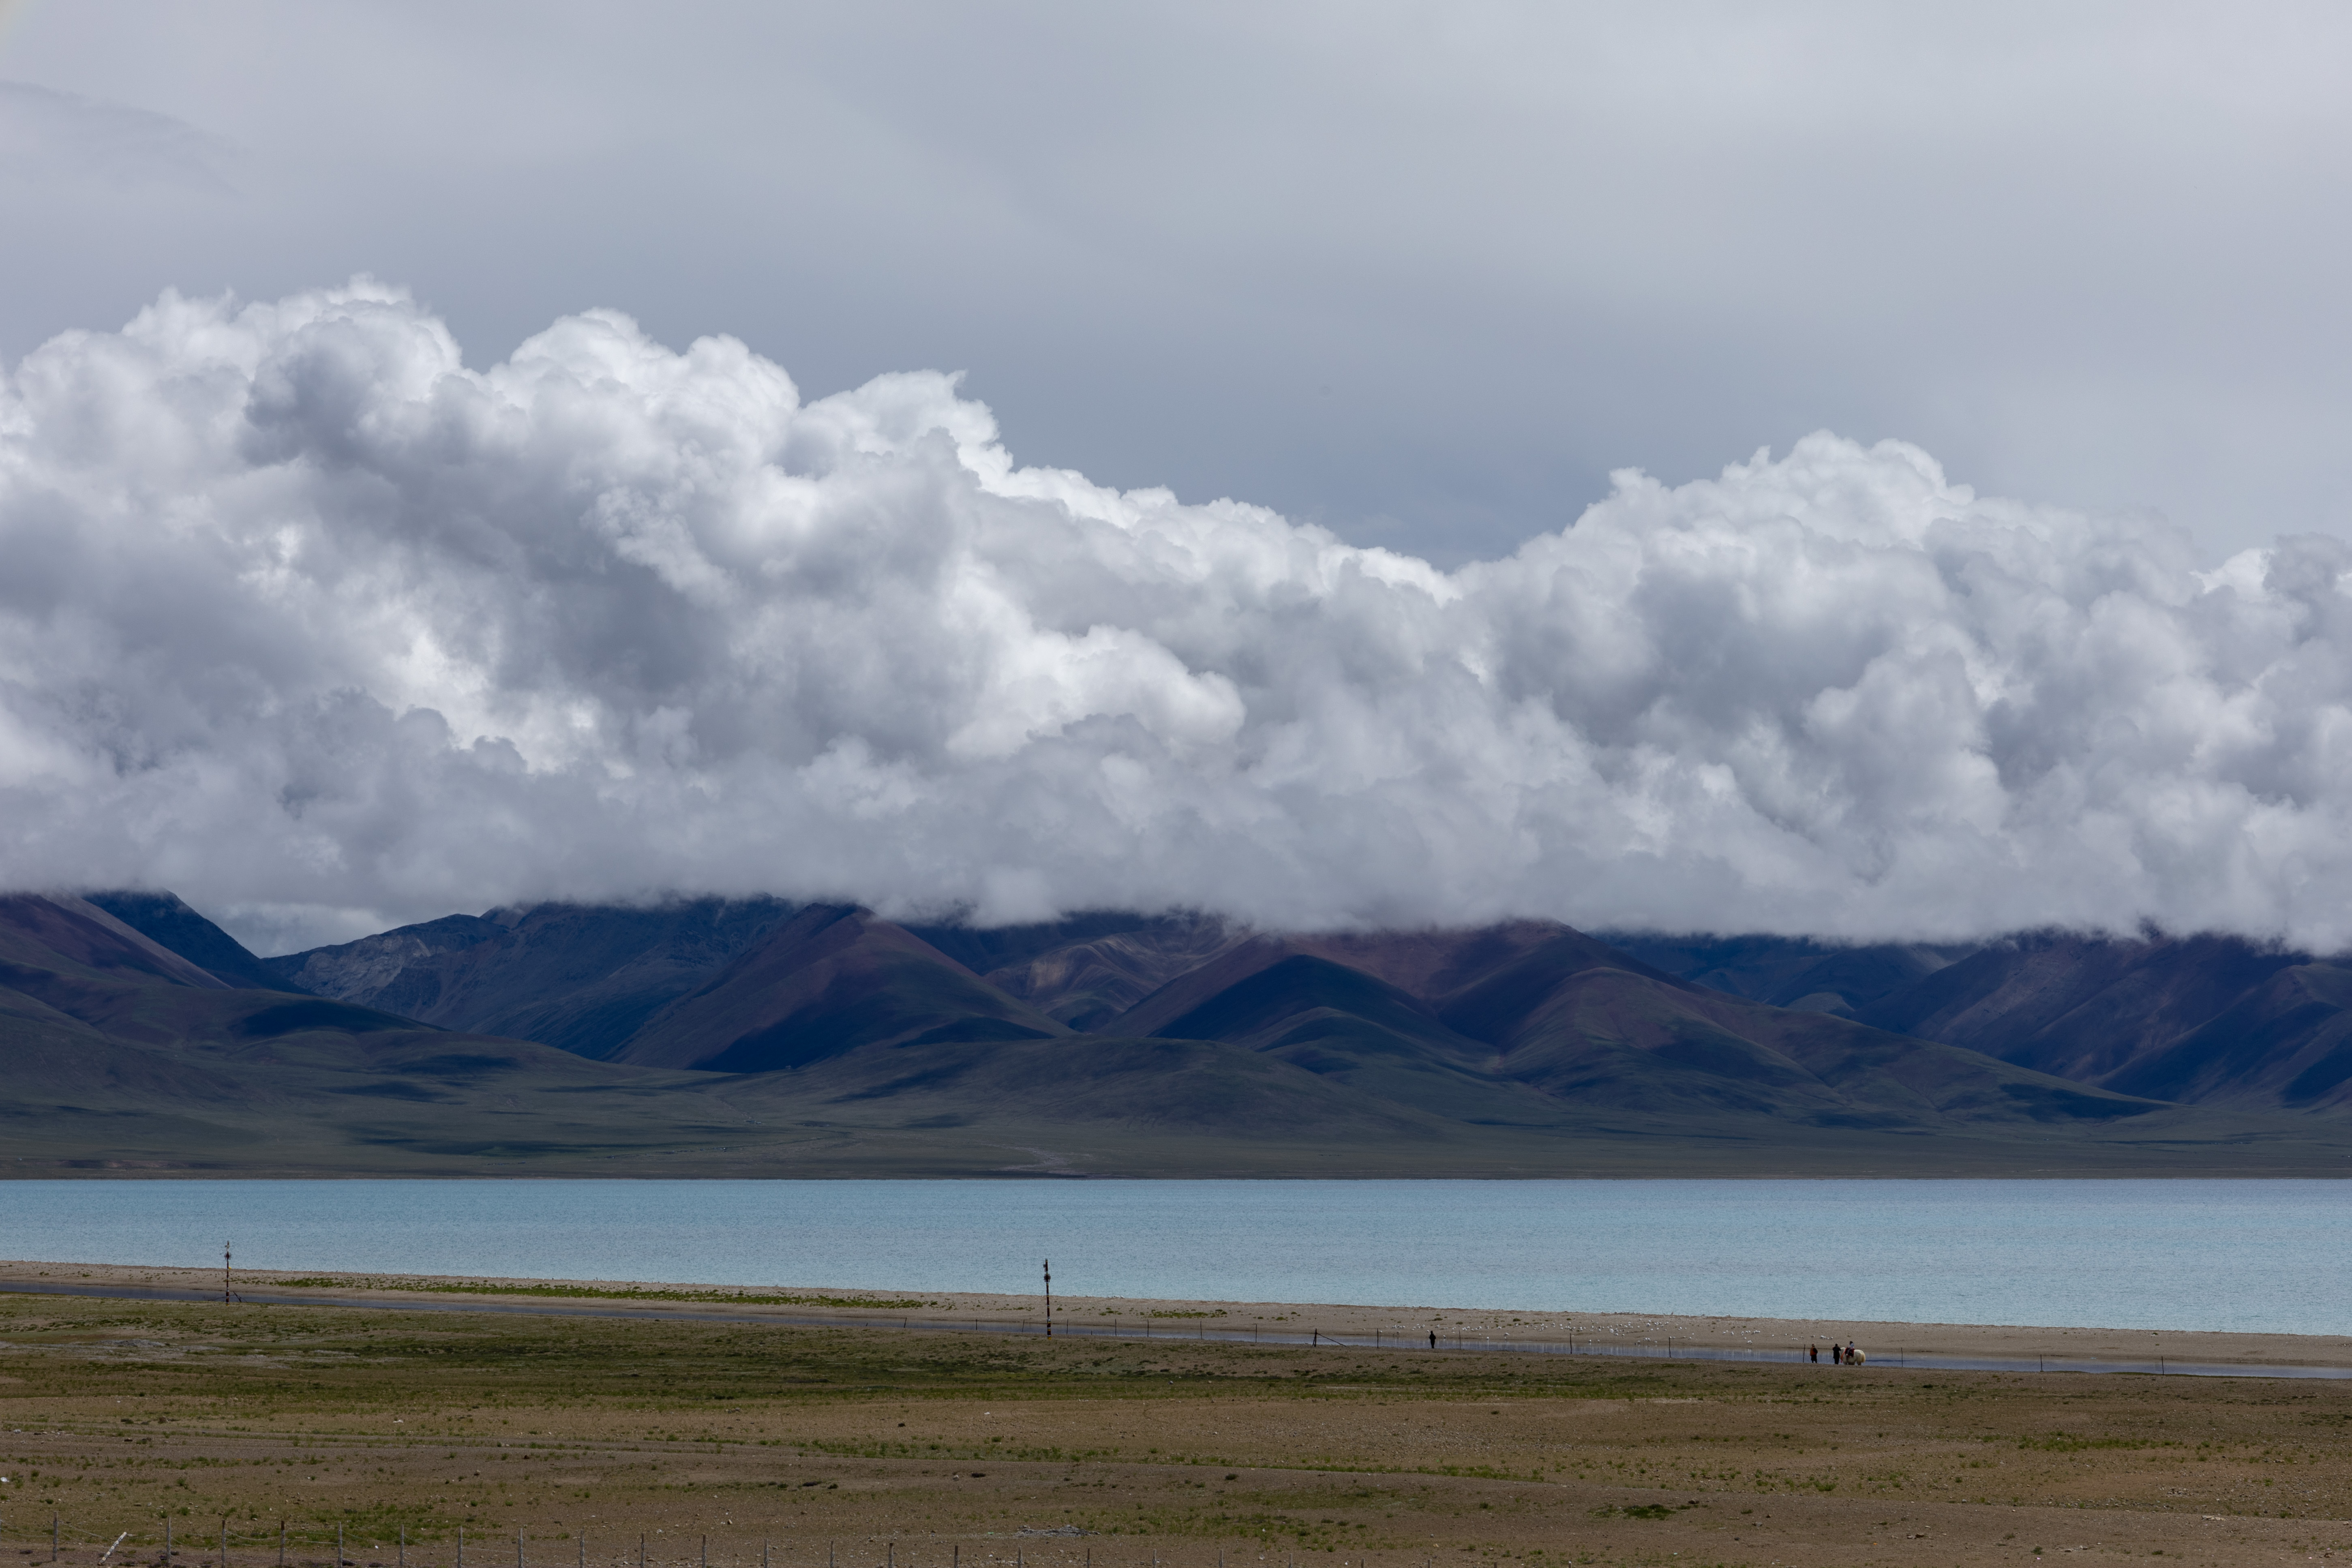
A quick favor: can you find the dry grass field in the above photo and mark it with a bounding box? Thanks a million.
[2,1292,2349,1568]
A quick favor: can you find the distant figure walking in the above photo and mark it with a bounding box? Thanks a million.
[1808,1343,1819,1363]
[1831,1343,1843,1365]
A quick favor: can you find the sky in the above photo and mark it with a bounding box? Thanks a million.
[4,4,2352,951]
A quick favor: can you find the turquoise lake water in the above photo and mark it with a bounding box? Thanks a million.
[1,1179,2341,1336]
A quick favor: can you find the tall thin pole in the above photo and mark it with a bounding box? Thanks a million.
[578,1538,583,1568]
[518,1529,524,1568]
[1042,1259,1052,1338]
[337,1527,343,1568]
[279,1523,286,1568]
[168,1519,174,1568]
[401,1528,407,1568]
[224,1241,233,1305]
[223,1519,230,1568]
[458,1529,464,1568]
[51,1513,58,1563]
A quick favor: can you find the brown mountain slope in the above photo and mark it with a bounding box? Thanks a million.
[0,893,235,994]
[262,899,804,1056]
[947,915,1247,1029]
[1611,927,2352,1114]
[14,891,2352,1174]
[80,890,301,993]
[1101,919,2165,1133]
[1103,921,1633,1038]
[0,894,795,1172]
[2101,962,2352,1109]
[607,905,1070,1071]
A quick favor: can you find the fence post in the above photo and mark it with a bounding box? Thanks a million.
[458,1529,465,1568]
[401,1528,407,1568]
[338,1527,344,1568]
[518,1529,524,1568]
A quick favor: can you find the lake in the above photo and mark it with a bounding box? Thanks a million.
[1,1179,2340,1336]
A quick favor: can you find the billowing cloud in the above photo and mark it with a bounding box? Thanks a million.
[5,281,2352,952]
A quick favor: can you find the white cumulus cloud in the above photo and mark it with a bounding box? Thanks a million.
[5,281,2352,953]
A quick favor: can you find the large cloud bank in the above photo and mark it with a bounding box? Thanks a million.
[5,282,2352,952]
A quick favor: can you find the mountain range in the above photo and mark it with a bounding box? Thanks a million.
[2,888,2349,1176]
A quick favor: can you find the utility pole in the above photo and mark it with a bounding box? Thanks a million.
[223,1241,232,1305]
[1043,1259,1052,1339]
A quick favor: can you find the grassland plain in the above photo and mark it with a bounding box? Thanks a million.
[4,1294,2352,1568]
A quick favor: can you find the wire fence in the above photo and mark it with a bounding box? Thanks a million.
[6,1279,2344,1382]
[901,1313,2352,1379]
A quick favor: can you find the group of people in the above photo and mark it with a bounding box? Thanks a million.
[1808,1340,1864,1365]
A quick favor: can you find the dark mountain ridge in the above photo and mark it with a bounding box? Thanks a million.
[12,888,2352,1174]
[1605,927,2352,1112]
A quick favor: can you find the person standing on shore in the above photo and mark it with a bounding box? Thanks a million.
[1808,1343,1818,1363]
[1831,1343,1843,1365]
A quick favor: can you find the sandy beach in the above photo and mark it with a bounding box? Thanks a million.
[4,1256,2339,1371]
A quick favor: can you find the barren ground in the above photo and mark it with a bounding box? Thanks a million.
[3,1279,2350,1568]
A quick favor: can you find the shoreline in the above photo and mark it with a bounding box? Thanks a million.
[6,1257,2346,1374]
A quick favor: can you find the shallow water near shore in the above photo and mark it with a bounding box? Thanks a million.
[4,1178,2344,1336]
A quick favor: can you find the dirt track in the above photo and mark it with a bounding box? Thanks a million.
[4,1260,2342,1375]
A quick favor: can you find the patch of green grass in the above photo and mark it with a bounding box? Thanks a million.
[269,1279,932,1309]
[2016,1432,2175,1452]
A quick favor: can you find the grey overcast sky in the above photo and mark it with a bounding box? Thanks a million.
[4,0,2350,567]
[11,2,2352,951]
